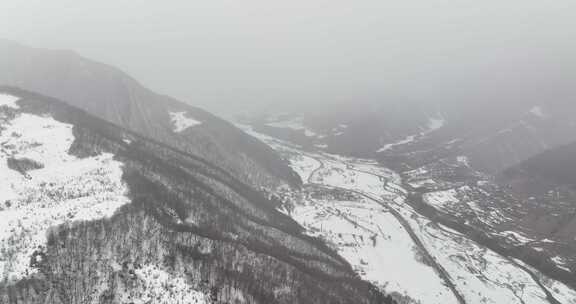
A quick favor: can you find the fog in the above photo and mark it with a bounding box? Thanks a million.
[1,0,575,114]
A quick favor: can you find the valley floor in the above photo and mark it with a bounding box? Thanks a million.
[241,125,576,304]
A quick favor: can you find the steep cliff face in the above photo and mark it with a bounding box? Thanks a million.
[0,88,393,304]
[0,40,300,190]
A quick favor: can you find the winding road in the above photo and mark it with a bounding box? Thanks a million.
[302,151,564,304]
[305,155,467,304]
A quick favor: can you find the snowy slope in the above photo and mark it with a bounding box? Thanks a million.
[291,197,458,304]
[1,89,394,304]
[0,93,20,108]
[169,111,202,132]
[108,264,208,304]
[0,94,130,283]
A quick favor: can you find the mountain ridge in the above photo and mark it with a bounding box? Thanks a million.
[0,39,301,191]
[0,87,394,303]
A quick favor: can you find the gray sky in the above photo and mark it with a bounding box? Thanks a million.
[1,1,575,114]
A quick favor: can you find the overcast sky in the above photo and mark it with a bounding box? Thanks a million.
[1,1,575,114]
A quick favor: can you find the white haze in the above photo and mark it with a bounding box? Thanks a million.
[0,0,575,114]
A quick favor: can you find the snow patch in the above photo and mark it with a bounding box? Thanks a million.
[402,214,552,304]
[0,93,20,109]
[377,115,445,152]
[377,135,415,153]
[529,106,546,118]
[331,124,348,136]
[423,189,459,209]
[288,153,321,182]
[170,111,202,132]
[266,116,318,137]
[514,259,576,304]
[115,265,208,304]
[426,117,445,133]
[408,179,436,188]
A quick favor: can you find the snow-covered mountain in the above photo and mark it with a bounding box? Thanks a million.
[0,88,394,304]
[0,39,300,191]
[241,126,576,304]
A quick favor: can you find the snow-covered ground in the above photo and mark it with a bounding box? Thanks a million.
[280,150,458,303]
[394,204,552,304]
[408,178,437,188]
[246,124,576,304]
[426,117,445,133]
[291,197,459,304]
[0,95,130,282]
[0,93,20,108]
[551,256,572,273]
[112,264,207,304]
[170,111,202,132]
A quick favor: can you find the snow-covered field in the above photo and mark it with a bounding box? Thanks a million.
[377,135,416,153]
[170,111,202,132]
[291,197,459,304]
[530,106,547,119]
[0,95,130,282]
[377,115,445,152]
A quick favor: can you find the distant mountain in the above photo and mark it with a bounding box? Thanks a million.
[0,88,393,304]
[241,99,576,292]
[0,39,300,191]
[243,99,576,175]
